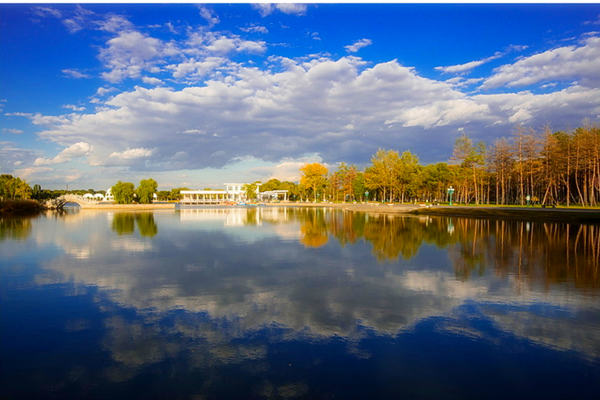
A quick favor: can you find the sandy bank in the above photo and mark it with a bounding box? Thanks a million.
[75,203,176,210]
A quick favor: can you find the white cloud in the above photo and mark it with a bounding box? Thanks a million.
[436,52,502,74]
[62,5,94,34]
[202,33,266,55]
[62,68,90,79]
[276,3,307,16]
[2,128,24,134]
[445,77,484,88]
[253,4,307,17]
[141,76,163,86]
[345,38,372,53]
[32,6,62,19]
[108,147,154,161]
[100,31,166,82]
[198,6,219,28]
[97,14,134,33]
[34,142,92,166]
[63,104,86,112]
[240,25,269,34]
[99,28,265,83]
[95,87,117,97]
[482,36,600,89]
[167,57,228,80]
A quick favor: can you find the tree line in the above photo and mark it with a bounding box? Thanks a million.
[298,124,600,206]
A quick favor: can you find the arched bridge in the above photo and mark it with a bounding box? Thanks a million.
[54,194,101,208]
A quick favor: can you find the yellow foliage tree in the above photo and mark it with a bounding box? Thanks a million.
[300,163,328,202]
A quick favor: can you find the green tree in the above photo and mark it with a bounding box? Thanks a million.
[352,171,365,201]
[136,179,158,204]
[260,178,281,192]
[31,184,42,200]
[169,188,188,201]
[111,181,135,204]
[156,190,170,201]
[0,175,31,200]
[242,181,261,200]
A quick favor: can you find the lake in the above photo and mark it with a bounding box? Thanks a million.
[1,207,599,399]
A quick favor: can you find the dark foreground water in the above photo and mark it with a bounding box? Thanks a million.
[1,207,599,399]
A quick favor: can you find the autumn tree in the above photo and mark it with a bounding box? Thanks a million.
[365,149,400,202]
[300,163,328,202]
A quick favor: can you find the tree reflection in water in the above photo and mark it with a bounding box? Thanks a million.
[288,208,599,289]
[0,216,32,240]
[111,213,158,238]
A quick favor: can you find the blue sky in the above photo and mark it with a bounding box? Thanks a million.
[1,3,600,190]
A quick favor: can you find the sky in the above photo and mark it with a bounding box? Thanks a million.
[1,2,600,190]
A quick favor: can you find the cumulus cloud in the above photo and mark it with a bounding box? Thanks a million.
[100,31,167,82]
[345,38,372,53]
[34,142,92,166]
[32,51,600,173]
[95,87,117,97]
[141,76,163,86]
[167,57,228,80]
[482,36,600,89]
[99,27,265,83]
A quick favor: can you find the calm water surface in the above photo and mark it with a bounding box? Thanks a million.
[1,207,599,399]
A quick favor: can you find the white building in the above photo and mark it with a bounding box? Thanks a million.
[104,188,114,201]
[180,183,247,204]
[83,193,107,201]
[258,190,289,202]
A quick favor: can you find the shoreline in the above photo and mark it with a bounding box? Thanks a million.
[4,199,598,222]
[70,202,176,210]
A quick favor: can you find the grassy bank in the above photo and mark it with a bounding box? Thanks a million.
[411,205,600,223]
[0,200,45,216]
[265,202,600,223]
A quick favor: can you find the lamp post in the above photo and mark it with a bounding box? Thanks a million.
[447,186,455,206]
